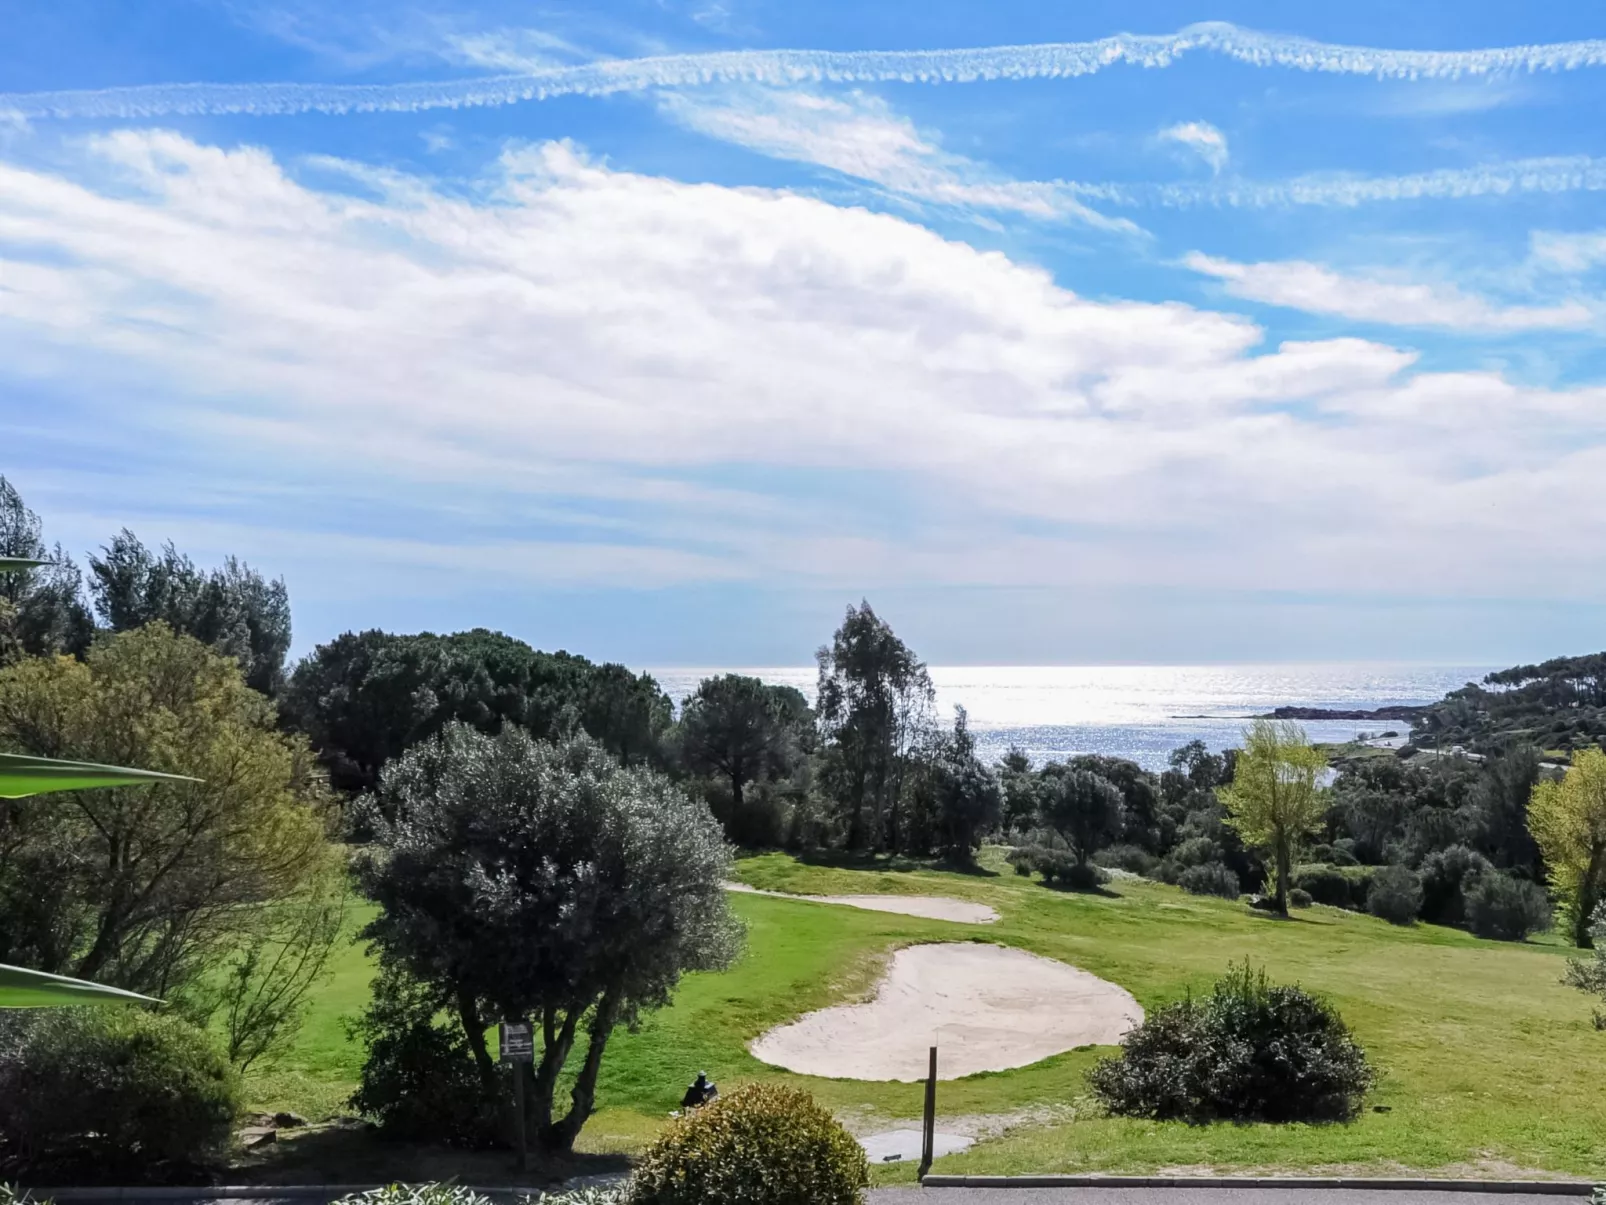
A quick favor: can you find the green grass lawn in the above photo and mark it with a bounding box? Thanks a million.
[258,848,1606,1182]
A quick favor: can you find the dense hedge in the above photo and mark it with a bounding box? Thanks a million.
[1088,962,1374,1124]
[0,1009,239,1180]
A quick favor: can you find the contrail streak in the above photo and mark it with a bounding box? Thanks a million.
[5,21,1606,120]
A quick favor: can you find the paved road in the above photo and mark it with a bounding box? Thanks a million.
[871,1191,1580,1205]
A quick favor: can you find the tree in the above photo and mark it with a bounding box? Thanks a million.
[1070,754,1161,852]
[815,601,935,851]
[1563,901,1606,1020]
[1471,744,1544,877]
[354,723,742,1153]
[0,478,93,661]
[928,707,1002,863]
[1037,765,1124,866]
[998,746,1038,838]
[0,624,341,1001]
[1529,747,1606,948]
[88,531,292,695]
[1219,720,1327,916]
[677,675,808,815]
[282,628,673,796]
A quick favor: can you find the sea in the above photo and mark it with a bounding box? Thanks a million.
[644,663,1495,773]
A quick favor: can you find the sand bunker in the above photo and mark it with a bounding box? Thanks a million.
[750,942,1141,1081]
[723,883,997,924]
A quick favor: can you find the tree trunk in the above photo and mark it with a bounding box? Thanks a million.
[545,993,619,1152]
[1274,834,1291,918]
[454,987,497,1092]
[1575,840,1606,948]
[731,772,745,813]
[529,1005,581,1136]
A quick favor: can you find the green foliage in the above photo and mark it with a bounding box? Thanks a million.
[1418,846,1493,926]
[1292,864,1369,910]
[0,478,93,662]
[1564,903,1606,1023]
[1037,765,1124,865]
[1007,837,1107,888]
[88,530,291,696]
[0,624,339,1004]
[332,1185,497,1205]
[677,674,810,846]
[346,965,501,1147]
[0,1008,240,1179]
[814,601,936,853]
[283,628,673,797]
[1466,873,1553,942]
[1088,961,1374,1124]
[626,1083,867,1205]
[1178,862,1241,899]
[0,1185,53,1205]
[1530,748,1606,947]
[1414,652,1606,756]
[355,724,742,1153]
[1289,887,1314,908]
[926,707,1002,863]
[1220,721,1328,915]
[1366,864,1423,925]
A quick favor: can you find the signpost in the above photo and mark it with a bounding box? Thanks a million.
[918,1045,937,1180]
[500,1020,534,1172]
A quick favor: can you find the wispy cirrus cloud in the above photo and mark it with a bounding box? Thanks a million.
[1158,120,1228,173]
[7,21,1606,120]
[659,87,1136,231]
[1184,252,1595,331]
[1531,228,1606,273]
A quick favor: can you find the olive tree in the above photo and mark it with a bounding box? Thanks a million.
[355,723,743,1152]
[1039,765,1124,866]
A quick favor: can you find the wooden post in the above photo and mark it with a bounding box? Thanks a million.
[918,1044,937,1180]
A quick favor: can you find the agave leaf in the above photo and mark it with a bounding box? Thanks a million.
[0,752,199,799]
[0,963,160,1007]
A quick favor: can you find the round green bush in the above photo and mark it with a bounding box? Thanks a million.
[1289,887,1314,909]
[1088,961,1374,1124]
[1367,865,1423,925]
[626,1083,867,1205]
[0,1008,239,1180]
[1466,872,1553,942]
[1177,862,1240,899]
[1418,846,1493,926]
[1292,864,1354,909]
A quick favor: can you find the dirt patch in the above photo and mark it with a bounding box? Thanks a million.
[750,942,1141,1081]
[725,883,998,924]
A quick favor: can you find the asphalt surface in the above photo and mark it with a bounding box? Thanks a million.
[58,1190,1584,1205]
[870,1192,1581,1205]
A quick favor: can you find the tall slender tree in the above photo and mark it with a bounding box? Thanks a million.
[1219,720,1328,916]
[1529,747,1606,948]
[815,601,935,851]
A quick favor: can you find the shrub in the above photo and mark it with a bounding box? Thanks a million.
[1,1188,52,1205]
[1177,862,1240,899]
[0,1008,239,1179]
[626,1083,867,1205]
[1008,843,1106,889]
[1367,865,1423,925]
[333,1188,497,1205]
[1088,961,1374,1124]
[1169,836,1222,868]
[1466,873,1553,942]
[1418,846,1493,926]
[347,966,502,1148]
[1095,844,1158,875]
[1292,864,1354,909]
[1289,888,1314,909]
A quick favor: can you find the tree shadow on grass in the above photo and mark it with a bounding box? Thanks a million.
[794,849,999,878]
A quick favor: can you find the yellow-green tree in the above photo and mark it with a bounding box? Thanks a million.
[1219,719,1328,916]
[1529,747,1606,947]
[0,623,342,1007]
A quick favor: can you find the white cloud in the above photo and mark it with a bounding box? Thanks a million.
[1159,121,1228,173]
[658,87,1134,230]
[1531,229,1606,273]
[7,21,1606,120]
[5,131,1606,600]
[1184,252,1595,331]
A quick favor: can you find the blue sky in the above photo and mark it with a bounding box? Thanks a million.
[5,1,1606,667]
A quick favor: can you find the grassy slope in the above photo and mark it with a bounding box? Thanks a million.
[259,849,1606,1182]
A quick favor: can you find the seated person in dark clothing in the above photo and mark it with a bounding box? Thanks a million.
[680,1072,718,1109]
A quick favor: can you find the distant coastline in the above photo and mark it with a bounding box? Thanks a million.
[1171,705,1428,722]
